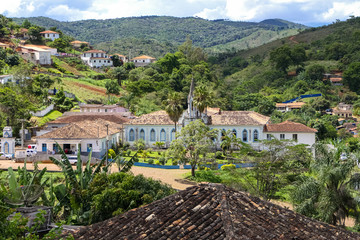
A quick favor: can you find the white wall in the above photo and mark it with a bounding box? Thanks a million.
[125,125,175,148]
[264,132,316,147]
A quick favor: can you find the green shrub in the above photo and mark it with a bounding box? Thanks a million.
[221,164,236,171]
[172,160,178,165]
[154,160,160,165]
[189,170,221,183]
[147,159,154,165]
[126,149,131,156]
[215,151,223,159]
[158,157,166,165]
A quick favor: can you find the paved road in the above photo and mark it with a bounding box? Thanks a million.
[0,160,193,190]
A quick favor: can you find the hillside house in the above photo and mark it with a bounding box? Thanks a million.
[79,104,131,114]
[16,45,52,65]
[81,50,113,68]
[131,55,156,67]
[24,44,57,55]
[276,102,305,112]
[333,103,353,119]
[0,42,10,49]
[112,54,128,63]
[40,30,60,41]
[70,40,90,48]
[36,119,122,159]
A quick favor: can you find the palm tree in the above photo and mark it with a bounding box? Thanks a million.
[193,85,213,118]
[163,92,183,137]
[291,142,360,226]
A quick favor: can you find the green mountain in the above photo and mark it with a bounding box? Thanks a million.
[13,16,307,57]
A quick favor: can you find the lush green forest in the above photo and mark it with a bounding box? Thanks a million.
[12,16,306,57]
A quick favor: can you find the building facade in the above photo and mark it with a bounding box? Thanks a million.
[131,55,156,67]
[81,50,113,68]
[40,30,60,41]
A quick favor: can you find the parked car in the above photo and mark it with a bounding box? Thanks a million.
[0,152,13,159]
[26,149,37,157]
[65,156,78,165]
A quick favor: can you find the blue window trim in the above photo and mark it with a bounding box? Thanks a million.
[129,128,135,142]
[160,128,166,142]
[232,129,237,138]
[140,129,145,140]
[4,141,9,153]
[150,128,156,142]
[253,130,259,142]
[242,129,248,142]
[171,128,176,141]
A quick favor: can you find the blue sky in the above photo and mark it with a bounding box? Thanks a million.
[1,0,360,26]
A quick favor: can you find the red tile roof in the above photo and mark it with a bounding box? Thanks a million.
[125,110,174,125]
[210,111,270,126]
[70,184,360,239]
[84,49,106,53]
[131,55,156,60]
[40,30,59,34]
[265,121,317,133]
[48,114,129,125]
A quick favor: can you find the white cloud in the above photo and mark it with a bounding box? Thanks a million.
[0,0,360,26]
[321,1,360,21]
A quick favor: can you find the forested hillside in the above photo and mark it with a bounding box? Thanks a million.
[13,16,306,57]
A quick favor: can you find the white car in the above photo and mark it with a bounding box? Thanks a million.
[26,149,37,157]
[0,152,13,159]
[65,156,78,165]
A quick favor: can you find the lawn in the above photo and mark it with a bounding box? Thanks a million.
[31,110,63,127]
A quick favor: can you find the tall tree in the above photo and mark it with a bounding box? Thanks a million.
[193,84,213,118]
[163,92,183,136]
[168,120,218,177]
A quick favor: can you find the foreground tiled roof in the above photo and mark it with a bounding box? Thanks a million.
[71,184,359,240]
[265,120,317,133]
[124,110,174,125]
[210,111,270,126]
[37,119,121,139]
[47,114,130,125]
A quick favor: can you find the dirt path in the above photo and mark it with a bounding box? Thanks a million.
[289,36,299,44]
[72,82,121,97]
[0,161,193,190]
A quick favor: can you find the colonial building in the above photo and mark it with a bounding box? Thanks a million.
[40,30,60,41]
[16,45,52,65]
[81,50,113,68]
[131,55,156,67]
[36,119,122,159]
[124,80,317,149]
[70,40,90,48]
[79,104,131,115]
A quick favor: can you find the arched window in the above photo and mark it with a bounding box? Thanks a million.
[160,129,166,142]
[232,129,237,138]
[129,129,135,142]
[242,129,248,142]
[253,130,258,141]
[140,129,145,140]
[171,129,176,141]
[150,129,156,142]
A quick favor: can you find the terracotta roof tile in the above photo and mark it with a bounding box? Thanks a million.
[70,40,89,44]
[276,102,306,108]
[40,30,59,34]
[131,55,156,60]
[48,114,130,125]
[265,120,317,133]
[84,49,106,53]
[70,184,360,239]
[210,111,270,126]
[37,119,122,139]
[125,110,174,125]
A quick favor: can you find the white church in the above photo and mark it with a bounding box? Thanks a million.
[124,80,317,149]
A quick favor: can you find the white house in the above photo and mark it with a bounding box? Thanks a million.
[17,45,52,65]
[81,50,113,68]
[35,119,122,159]
[275,102,305,113]
[131,55,156,67]
[40,30,60,41]
[70,40,90,48]
[79,104,131,114]
[24,45,58,55]
[264,121,317,146]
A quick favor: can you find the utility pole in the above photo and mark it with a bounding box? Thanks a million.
[19,119,26,148]
[105,124,109,166]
